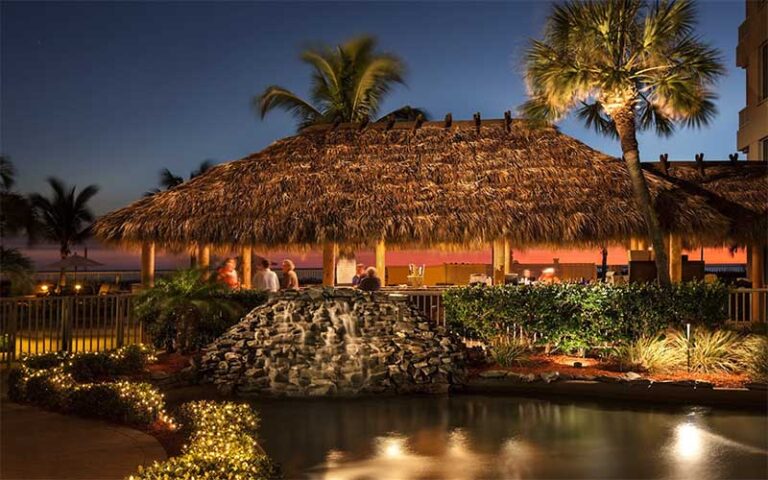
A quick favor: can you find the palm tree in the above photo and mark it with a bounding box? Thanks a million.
[29,178,99,287]
[521,0,723,285]
[145,160,215,196]
[0,156,35,243]
[256,35,427,129]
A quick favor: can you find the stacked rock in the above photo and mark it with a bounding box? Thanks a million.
[199,288,466,396]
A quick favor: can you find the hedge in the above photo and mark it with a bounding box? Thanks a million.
[131,401,280,480]
[443,281,729,353]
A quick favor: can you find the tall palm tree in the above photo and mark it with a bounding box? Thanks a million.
[521,0,723,285]
[29,178,99,287]
[145,160,215,196]
[256,35,426,129]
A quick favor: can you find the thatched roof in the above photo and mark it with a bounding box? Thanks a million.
[94,119,767,250]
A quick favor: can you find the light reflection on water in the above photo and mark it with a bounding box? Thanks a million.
[247,395,768,480]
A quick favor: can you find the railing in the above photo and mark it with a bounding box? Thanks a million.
[0,294,142,365]
[399,289,447,327]
[728,288,768,324]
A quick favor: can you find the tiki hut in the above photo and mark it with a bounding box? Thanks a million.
[93,117,767,286]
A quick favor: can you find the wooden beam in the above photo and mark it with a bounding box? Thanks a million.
[198,245,211,280]
[322,242,336,287]
[668,234,683,283]
[492,240,505,285]
[140,242,155,288]
[241,246,252,290]
[503,240,511,275]
[375,240,386,286]
[749,244,765,322]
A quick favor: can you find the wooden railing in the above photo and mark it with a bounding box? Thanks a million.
[728,288,768,324]
[0,294,142,365]
[1,287,762,364]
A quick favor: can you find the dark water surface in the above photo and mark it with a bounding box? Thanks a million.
[246,395,768,480]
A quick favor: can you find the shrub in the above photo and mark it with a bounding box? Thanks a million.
[670,328,744,374]
[736,335,768,382]
[489,336,530,367]
[68,381,166,425]
[614,334,681,373]
[18,344,154,382]
[444,281,729,352]
[134,269,245,353]
[131,401,280,480]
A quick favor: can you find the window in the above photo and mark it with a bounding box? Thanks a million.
[762,42,768,101]
[762,137,768,161]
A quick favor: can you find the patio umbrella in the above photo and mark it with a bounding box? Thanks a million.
[46,253,103,286]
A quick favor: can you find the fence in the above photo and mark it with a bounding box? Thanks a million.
[1,288,762,364]
[728,288,768,324]
[0,294,142,364]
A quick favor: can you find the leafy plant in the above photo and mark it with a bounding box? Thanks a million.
[134,269,244,353]
[131,401,280,480]
[736,335,768,382]
[522,0,724,284]
[614,334,681,373]
[670,328,744,374]
[67,381,166,425]
[490,336,530,367]
[256,35,426,129]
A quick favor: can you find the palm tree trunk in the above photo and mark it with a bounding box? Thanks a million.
[58,248,67,289]
[612,107,671,286]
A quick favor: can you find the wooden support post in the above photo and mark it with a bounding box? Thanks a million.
[503,240,511,275]
[492,240,505,285]
[198,245,211,280]
[637,238,648,251]
[749,244,765,322]
[322,242,336,287]
[668,234,683,283]
[140,242,155,288]
[630,237,640,251]
[375,240,386,286]
[241,246,252,289]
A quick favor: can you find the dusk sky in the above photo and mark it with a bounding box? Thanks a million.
[1,1,748,268]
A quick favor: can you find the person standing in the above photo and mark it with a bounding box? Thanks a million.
[253,258,279,292]
[358,267,381,292]
[282,259,300,290]
[351,263,366,286]
[216,258,240,289]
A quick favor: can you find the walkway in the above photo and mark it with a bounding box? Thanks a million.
[1,401,166,480]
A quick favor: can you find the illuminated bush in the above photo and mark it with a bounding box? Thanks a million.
[614,335,682,373]
[736,335,768,382]
[67,381,167,425]
[132,401,280,480]
[17,344,155,382]
[490,336,530,367]
[444,282,729,353]
[669,328,744,374]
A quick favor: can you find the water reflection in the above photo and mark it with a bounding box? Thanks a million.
[248,395,768,479]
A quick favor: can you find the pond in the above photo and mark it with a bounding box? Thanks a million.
[247,395,768,480]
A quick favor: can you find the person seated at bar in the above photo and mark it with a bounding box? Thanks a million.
[282,259,300,290]
[538,267,561,285]
[358,267,381,292]
[253,258,279,292]
[352,263,366,286]
[216,257,240,289]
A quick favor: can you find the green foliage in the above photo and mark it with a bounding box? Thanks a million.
[522,0,724,135]
[614,334,682,373]
[67,381,166,425]
[10,348,167,426]
[0,247,35,295]
[256,35,424,129]
[444,282,729,353]
[736,335,768,382]
[670,328,744,374]
[134,269,245,352]
[132,401,280,480]
[490,336,530,367]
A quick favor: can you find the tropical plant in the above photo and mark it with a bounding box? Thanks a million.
[145,160,215,196]
[521,0,724,285]
[735,334,768,382]
[134,269,244,353]
[0,156,36,242]
[490,336,531,367]
[670,328,743,374]
[256,35,426,129]
[614,334,680,372]
[0,246,35,295]
[29,178,99,287]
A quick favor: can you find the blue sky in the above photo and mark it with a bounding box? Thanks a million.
[1,1,746,215]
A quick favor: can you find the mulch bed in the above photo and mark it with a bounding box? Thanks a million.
[474,354,752,388]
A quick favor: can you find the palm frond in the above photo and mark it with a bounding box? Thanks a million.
[191,160,215,179]
[254,85,322,128]
[159,169,184,190]
[376,106,429,122]
[576,101,618,139]
[0,156,16,191]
